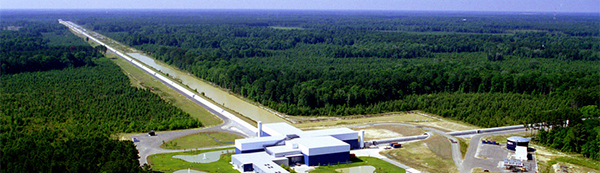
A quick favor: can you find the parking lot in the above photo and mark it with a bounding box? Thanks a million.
[472,143,537,172]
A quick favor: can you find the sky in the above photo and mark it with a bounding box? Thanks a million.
[1,0,599,13]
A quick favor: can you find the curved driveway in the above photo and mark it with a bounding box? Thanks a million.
[460,129,526,173]
[117,51,255,164]
[349,122,526,173]
[63,20,529,171]
[350,123,462,172]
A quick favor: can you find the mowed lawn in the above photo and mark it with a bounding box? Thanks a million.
[311,157,406,173]
[150,148,405,173]
[149,148,238,173]
[161,131,243,149]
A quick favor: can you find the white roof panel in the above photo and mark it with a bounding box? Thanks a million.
[294,136,349,149]
[232,152,288,172]
[263,123,303,136]
[300,128,355,137]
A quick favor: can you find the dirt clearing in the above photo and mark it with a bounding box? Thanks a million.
[382,134,457,173]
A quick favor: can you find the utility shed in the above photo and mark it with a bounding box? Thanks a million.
[515,146,528,160]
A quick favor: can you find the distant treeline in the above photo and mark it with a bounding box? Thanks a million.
[79,11,599,123]
[19,9,598,160]
[0,17,199,172]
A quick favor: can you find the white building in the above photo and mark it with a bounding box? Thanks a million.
[231,122,363,173]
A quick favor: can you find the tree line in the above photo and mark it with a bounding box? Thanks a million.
[1,17,201,172]
[78,11,599,122]
[536,105,600,161]
[53,10,599,160]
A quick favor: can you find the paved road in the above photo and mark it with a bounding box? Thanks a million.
[460,129,526,173]
[110,50,255,164]
[422,127,464,172]
[63,20,532,172]
[349,123,462,172]
[352,148,421,173]
[61,20,262,166]
[349,122,527,173]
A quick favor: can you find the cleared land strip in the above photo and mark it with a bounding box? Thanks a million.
[59,20,260,165]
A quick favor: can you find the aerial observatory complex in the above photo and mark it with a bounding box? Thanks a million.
[231,122,365,173]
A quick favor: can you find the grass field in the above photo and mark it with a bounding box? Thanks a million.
[161,131,242,149]
[294,112,436,129]
[86,30,261,128]
[382,134,457,173]
[148,148,237,173]
[107,53,222,127]
[352,124,425,141]
[311,157,406,173]
[458,138,469,159]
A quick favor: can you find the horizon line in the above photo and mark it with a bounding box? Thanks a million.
[1,8,599,14]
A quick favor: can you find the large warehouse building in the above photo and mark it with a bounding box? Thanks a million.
[231,122,363,173]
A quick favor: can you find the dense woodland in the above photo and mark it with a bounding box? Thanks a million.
[69,10,599,159]
[1,9,599,163]
[76,10,598,118]
[537,105,600,161]
[1,14,200,172]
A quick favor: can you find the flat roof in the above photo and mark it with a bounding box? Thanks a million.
[293,136,350,148]
[236,135,285,143]
[263,122,303,135]
[299,128,357,138]
[232,152,288,172]
[266,145,301,155]
[507,136,529,143]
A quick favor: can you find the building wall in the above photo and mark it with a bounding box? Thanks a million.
[237,137,283,151]
[506,140,529,151]
[506,140,516,150]
[303,152,350,166]
[299,144,349,156]
[243,164,253,172]
[236,147,265,154]
[342,139,359,149]
[261,131,272,137]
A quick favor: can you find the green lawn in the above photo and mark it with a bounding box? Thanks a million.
[148,148,238,173]
[149,148,405,173]
[311,157,406,173]
[550,156,600,170]
[458,138,469,159]
[161,131,243,149]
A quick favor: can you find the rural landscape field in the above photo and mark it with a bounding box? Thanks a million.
[1,3,599,173]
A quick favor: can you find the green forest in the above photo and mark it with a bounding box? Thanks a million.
[70,10,599,159]
[1,12,200,172]
[77,10,598,118]
[1,9,599,168]
[537,105,600,161]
